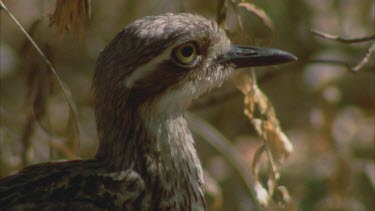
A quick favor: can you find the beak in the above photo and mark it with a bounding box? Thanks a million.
[218,45,297,68]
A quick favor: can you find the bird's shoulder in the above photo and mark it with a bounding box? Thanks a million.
[0,159,145,210]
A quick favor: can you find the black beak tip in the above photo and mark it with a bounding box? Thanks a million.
[281,52,298,63]
[270,49,298,64]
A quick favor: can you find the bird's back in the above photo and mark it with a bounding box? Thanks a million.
[0,159,145,210]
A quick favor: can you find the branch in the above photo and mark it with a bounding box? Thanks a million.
[311,30,375,43]
[353,44,375,72]
[0,1,81,156]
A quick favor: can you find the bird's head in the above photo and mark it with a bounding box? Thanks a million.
[93,13,296,116]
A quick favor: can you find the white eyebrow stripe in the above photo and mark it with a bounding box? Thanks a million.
[123,47,172,88]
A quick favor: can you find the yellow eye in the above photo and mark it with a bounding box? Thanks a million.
[173,42,198,65]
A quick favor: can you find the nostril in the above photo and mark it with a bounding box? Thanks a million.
[230,46,258,57]
[237,47,258,56]
[236,51,257,56]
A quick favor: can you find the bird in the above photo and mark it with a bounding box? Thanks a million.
[0,13,296,210]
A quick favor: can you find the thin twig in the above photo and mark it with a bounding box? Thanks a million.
[0,1,81,157]
[353,44,375,72]
[311,30,375,43]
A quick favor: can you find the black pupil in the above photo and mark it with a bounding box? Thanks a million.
[181,46,194,57]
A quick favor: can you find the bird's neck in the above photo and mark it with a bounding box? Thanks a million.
[95,105,205,210]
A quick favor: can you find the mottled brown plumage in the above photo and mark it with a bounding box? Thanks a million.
[0,13,296,210]
[0,160,145,210]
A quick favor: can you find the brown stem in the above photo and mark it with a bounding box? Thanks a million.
[311,30,375,43]
[0,0,81,157]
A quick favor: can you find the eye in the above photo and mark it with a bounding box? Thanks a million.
[172,42,198,65]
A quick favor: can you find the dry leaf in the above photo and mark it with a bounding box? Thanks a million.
[262,121,294,177]
[252,145,271,206]
[20,20,52,166]
[49,0,91,37]
[21,20,80,160]
[255,181,270,206]
[274,186,298,211]
[234,71,294,208]
[235,72,293,174]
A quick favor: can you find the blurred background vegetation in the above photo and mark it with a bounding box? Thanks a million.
[1,0,374,210]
